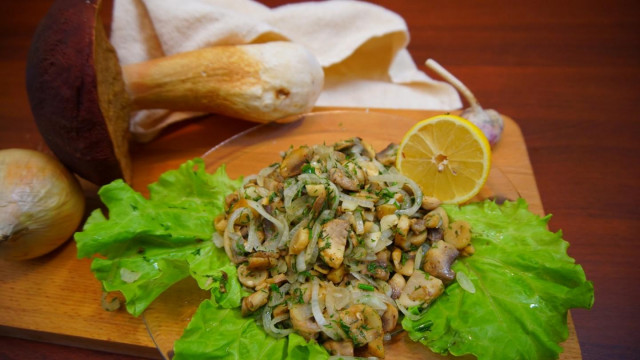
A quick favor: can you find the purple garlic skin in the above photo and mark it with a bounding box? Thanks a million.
[460,106,504,146]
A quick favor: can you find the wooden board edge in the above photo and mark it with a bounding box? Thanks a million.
[0,326,161,359]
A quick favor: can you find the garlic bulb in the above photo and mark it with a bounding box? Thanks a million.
[460,105,504,146]
[425,59,504,146]
[0,149,85,260]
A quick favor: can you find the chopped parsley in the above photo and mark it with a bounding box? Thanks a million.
[377,188,396,202]
[235,242,247,256]
[301,163,315,174]
[400,252,409,265]
[367,262,382,273]
[319,236,332,251]
[292,287,306,304]
[269,283,281,294]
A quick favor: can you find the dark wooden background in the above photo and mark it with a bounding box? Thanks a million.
[0,0,638,359]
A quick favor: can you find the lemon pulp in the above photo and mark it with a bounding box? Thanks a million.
[396,114,491,204]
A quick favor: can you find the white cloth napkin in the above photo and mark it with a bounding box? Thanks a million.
[111,0,462,141]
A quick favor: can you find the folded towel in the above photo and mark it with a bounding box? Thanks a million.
[111,0,461,141]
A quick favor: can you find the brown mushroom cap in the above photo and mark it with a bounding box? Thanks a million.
[26,0,131,185]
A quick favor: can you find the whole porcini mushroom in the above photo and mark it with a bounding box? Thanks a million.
[425,59,504,146]
[26,0,323,186]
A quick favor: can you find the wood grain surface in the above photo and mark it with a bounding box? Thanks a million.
[0,0,638,360]
[1,108,577,359]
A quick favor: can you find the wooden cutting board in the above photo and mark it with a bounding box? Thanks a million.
[0,108,582,359]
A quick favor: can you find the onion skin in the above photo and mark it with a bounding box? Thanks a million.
[0,149,85,260]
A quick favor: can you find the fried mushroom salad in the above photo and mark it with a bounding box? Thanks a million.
[212,138,475,358]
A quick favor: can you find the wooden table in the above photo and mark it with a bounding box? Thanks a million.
[0,0,637,359]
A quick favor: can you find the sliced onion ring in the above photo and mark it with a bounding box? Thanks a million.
[311,277,340,340]
[339,192,375,209]
[262,306,293,338]
[370,173,423,216]
[396,300,424,321]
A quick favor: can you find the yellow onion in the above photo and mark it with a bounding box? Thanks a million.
[0,149,85,260]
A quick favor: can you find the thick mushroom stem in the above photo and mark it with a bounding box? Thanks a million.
[122,42,324,124]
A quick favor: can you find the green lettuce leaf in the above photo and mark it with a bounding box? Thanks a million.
[173,299,328,360]
[188,241,245,309]
[402,199,594,360]
[90,241,243,316]
[76,160,241,259]
[74,159,243,316]
[91,245,192,316]
[285,332,330,360]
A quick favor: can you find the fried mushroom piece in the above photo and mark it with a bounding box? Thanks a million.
[388,273,406,299]
[408,231,428,247]
[319,219,350,269]
[310,189,327,216]
[444,220,472,250]
[410,218,427,233]
[329,167,359,191]
[247,252,278,270]
[290,303,321,340]
[394,215,412,251]
[421,195,442,211]
[424,207,448,229]
[391,247,414,277]
[375,143,398,166]
[264,177,284,193]
[237,263,268,288]
[224,192,239,211]
[327,265,347,284]
[273,303,289,318]
[376,204,397,220]
[323,340,354,357]
[360,140,377,160]
[427,227,444,242]
[289,227,310,255]
[365,249,391,280]
[333,137,358,151]
[423,240,459,282]
[397,270,444,309]
[280,146,312,178]
[381,303,399,332]
[241,287,270,315]
[344,161,366,184]
[214,213,227,234]
[339,304,384,357]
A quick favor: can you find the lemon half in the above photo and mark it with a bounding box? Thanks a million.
[396,114,491,204]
